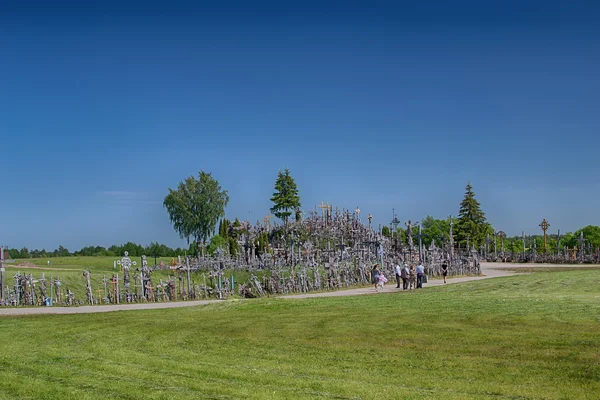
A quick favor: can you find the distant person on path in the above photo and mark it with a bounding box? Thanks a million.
[441,262,448,284]
[371,264,380,291]
[416,262,425,289]
[401,264,409,290]
[377,272,388,291]
[395,264,402,288]
[409,265,416,289]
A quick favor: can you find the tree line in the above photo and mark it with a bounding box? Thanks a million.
[381,182,600,251]
[6,242,192,260]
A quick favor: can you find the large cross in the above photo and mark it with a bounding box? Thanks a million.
[263,214,273,227]
[318,202,328,219]
[539,219,550,253]
[496,231,506,254]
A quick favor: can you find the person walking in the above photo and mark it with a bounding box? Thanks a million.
[401,264,409,290]
[378,272,388,290]
[371,264,380,292]
[395,264,402,288]
[441,262,448,284]
[416,262,425,289]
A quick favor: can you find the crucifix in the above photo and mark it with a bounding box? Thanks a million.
[367,214,373,230]
[539,219,550,253]
[521,232,526,259]
[405,220,416,249]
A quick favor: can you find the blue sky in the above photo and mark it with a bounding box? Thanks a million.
[1,0,599,250]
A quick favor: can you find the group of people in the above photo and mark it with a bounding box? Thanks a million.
[371,262,449,292]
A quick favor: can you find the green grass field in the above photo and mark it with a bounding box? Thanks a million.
[0,269,599,399]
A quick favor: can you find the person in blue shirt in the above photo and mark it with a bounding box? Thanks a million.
[416,263,425,289]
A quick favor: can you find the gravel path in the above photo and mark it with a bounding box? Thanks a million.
[1,262,596,316]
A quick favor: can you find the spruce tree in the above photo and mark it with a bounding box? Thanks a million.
[270,168,301,225]
[456,183,492,247]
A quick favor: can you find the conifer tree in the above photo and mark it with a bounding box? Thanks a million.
[270,169,301,225]
[456,183,493,247]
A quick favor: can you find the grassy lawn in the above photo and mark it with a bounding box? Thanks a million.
[0,270,599,399]
[6,256,176,272]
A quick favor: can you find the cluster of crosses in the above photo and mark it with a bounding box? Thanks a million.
[1,215,597,306]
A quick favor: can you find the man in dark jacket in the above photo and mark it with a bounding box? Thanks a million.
[400,264,409,290]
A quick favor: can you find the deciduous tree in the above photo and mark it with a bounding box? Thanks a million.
[164,171,229,254]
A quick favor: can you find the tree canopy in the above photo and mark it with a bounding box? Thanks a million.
[163,171,229,246]
[270,168,301,225]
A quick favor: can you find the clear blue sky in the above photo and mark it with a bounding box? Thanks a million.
[1,0,599,251]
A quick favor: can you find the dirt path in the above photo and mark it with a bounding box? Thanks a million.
[1,262,595,316]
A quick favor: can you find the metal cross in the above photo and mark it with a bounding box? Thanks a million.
[539,219,550,253]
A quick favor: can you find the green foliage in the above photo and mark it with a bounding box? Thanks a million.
[218,218,230,238]
[381,225,390,237]
[455,183,493,247]
[18,247,30,258]
[255,231,270,255]
[420,216,458,247]
[206,235,228,256]
[394,228,407,244]
[270,168,301,225]
[163,171,230,245]
[574,225,600,248]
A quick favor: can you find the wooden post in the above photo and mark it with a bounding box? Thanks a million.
[0,246,4,302]
[186,258,192,299]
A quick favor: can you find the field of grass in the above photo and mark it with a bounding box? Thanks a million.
[6,256,176,272]
[0,270,599,399]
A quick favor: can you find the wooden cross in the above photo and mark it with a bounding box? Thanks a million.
[263,214,273,227]
[110,276,119,304]
[145,283,155,302]
[539,219,550,252]
[318,202,331,219]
